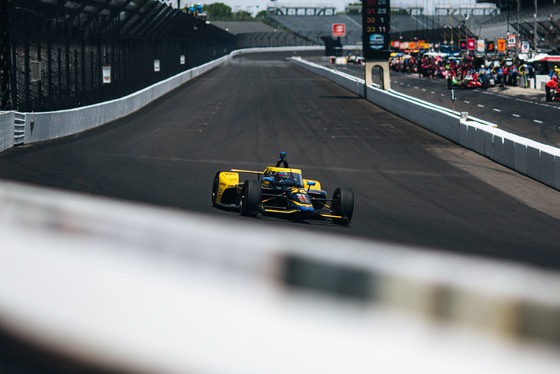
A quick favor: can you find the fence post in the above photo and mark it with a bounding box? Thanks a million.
[1,0,11,109]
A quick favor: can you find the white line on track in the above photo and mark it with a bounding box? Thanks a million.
[538,103,560,109]
[477,104,485,108]
[534,120,544,124]
[480,91,560,110]
[513,114,521,117]
[493,108,501,112]
[464,100,470,104]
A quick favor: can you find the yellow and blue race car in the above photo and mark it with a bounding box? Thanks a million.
[211,153,354,225]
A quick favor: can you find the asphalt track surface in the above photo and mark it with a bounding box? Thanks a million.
[1,51,560,270]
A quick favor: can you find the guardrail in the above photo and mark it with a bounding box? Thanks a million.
[1,179,560,373]
[291,57,560,191]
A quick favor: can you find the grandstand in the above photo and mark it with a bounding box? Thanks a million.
[209,2,558,54]
[265,11,483,48]
[268,14,363,45]
[479,3,560,51]
[211,21,314,48]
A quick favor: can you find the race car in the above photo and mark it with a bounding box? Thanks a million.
[211,153,354,225]
[452,74,488,89]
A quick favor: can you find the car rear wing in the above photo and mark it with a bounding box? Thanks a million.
[230,169,263,175]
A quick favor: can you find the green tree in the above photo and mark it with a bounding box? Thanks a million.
[235,10,252,21]
[255,10,268,20]
[347,1,362,15]
[203,3,233,20]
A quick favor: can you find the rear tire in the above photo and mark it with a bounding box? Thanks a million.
[240,180,261,217]
[211,172,221,207]
[332,187,354,225]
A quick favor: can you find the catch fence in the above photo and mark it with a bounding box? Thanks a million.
[0,0,235,112]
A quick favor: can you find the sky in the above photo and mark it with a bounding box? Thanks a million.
[165,1,487,15]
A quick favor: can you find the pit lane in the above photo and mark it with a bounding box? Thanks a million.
[1,51,560,269]
[333,62,560,147]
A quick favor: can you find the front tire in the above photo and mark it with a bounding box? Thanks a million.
[240,180,261,217]
[332,187,354,225]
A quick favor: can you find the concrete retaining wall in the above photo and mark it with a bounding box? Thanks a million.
[291,57,560,192]
[24,56,227,144]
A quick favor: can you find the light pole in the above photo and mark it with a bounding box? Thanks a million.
[444,25,449,45]
[534,0,538,51]
[517,0,520,56]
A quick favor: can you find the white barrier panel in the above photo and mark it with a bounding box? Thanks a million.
[1,180,560,373]
[369,85,462,143]
[291,57,560,192]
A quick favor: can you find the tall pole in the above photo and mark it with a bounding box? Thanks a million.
[459,6,461,47]
[507,4,510,33]
[410,11,413,42]
[517,0,520,55]
[517,0,520,37]
[449,3,451,43]
[1,0,11,109]
[533,0,538,51]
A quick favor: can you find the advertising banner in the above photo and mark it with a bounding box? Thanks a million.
[332,23,346,37]
[476,40,485,53]
[507,33,516,47]
[102,66,111,84]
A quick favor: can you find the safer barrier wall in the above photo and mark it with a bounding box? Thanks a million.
[24,57,226,144]
[291,57,560,191]
[2,47,323,151]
